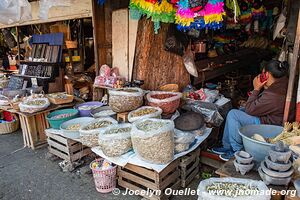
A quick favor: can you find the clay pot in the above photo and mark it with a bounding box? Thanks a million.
[234,151,253,164]
[265,156,292,172]
[261,161,294,178]
[234,160,254,175]
[258,167,292,186]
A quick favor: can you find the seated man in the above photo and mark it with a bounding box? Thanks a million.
[212,60,293,161]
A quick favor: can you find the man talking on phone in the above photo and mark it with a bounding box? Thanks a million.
[212,60,295,161]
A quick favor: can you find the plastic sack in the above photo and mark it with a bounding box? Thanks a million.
[128,106,162,123]
[131,118,175,164]
[182,99,224,127]
[174,129,195,153]
[183,46,198,77]
[146,91,182,114]
[39,0,71,20]
[19,97,50,113]
[79,117,118,147]
[197,177,270,200]
[98,123,132,157]
[0,0,31,25]
[108,88,144,113]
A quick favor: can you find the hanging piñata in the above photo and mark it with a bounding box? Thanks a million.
[129,0,176,33]
[176,0,225,31]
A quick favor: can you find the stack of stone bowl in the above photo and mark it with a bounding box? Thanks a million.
[258,141,293,186]
[234,151,254,175]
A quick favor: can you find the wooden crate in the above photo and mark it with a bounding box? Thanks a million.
[179,147,201,187]
[46,131,91,162]
[19,112,50,150]
[118,160,181,200]
[117,112,129,122]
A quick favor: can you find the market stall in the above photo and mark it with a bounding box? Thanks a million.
[0,0,300,199]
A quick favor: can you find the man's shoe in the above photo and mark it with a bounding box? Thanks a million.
[219,151,235,162]
[211,147,231,155]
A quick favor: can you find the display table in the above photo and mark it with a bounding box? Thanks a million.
[0,102,76,150]
[216,159,289,200]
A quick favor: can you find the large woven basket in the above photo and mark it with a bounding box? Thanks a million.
[0,114,19,134]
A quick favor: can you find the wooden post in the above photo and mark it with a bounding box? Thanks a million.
[284,8,300,122]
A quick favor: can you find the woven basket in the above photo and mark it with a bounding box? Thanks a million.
[159,84,179,92]
[47,94,74,105]
[65,40,78,49]
[0,114,19,134]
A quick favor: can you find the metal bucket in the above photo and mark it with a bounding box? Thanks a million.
[239,125,283,164]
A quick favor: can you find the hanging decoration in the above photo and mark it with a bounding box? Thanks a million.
[175,0,194,27]
[239,0,252,24]
[97,0,106,5]
[129,0,176,33]
[225,0,240,23]
[176,0,225,31]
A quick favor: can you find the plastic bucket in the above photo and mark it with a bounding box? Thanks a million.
[239,125,283,164]
[75,102,103,117]
[46,109,78,129]
[90,159,117,193]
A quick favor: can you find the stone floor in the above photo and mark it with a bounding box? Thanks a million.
[0,131,201,200]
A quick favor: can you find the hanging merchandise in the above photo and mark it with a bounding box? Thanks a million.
[0,0,32,25]
[129,0,176,33]
[175,0,195,27]
[239,0,252,25]
[97,0,106,5]
[39,0,71,20]
[251,0,266,20]
[225,0,240,23]
[177,0,225,31]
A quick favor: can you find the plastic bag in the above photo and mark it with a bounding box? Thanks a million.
[174,129,195,153]
[79,117,118,147]
[131,118,175,164]
[108,88,144,113]
[146,91,182,114]
[182,99,224,127]
[98,123,132,157]
[197,177,270,200]
[0,0,31,25]
[19,97,50,113]
[128,106,162,123]
[183,46,198,77]
[39,0,71,20]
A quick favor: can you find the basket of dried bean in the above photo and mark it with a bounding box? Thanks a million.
[19,97,50,113]
[108,88,144,113]
[131,118,175,164]
[146,91,182,115]
[128,106,162,123]
[79,117,118,147]
[98,123,132,157]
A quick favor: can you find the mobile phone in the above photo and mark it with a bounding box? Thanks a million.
[259,72,268,83]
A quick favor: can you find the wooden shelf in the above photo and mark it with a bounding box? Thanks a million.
[193,48,273,85]
[12,74,51,80]
[20,61,62,66]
